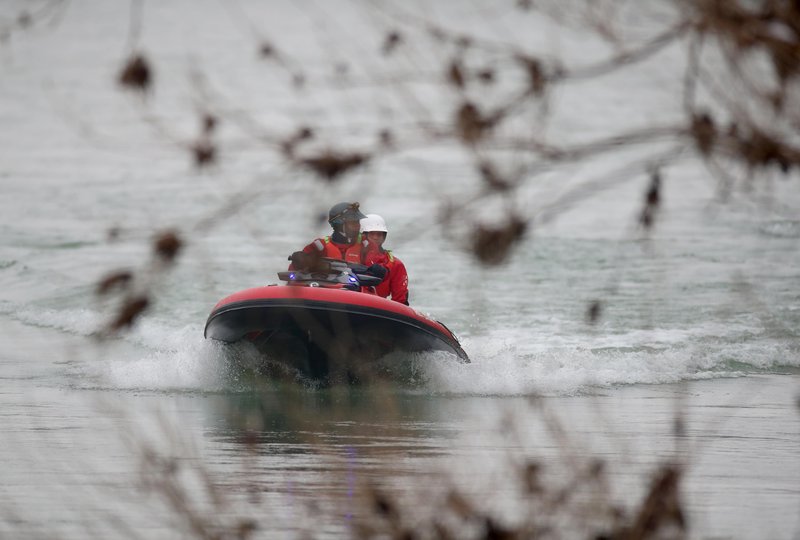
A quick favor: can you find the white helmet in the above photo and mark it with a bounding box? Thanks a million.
[360,213,388,233]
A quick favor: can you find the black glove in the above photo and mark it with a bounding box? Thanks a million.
[365,264,388,280]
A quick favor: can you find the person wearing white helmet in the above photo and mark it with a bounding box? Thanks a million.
[359,214,409,305]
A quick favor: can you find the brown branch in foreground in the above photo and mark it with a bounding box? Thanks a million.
[471,215,528,266]
[92,0,800,340]
[296,149,370,182]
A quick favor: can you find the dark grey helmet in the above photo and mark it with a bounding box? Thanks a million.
[328,202,366,227]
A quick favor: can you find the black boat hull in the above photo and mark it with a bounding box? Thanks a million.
[205,288,468,383]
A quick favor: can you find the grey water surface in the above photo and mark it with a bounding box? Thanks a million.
[1,0,799,538]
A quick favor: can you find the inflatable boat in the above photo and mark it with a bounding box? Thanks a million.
[204,258,469,383]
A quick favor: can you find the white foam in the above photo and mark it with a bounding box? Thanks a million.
[424,328,797,396]
[5,299,796,395]
[85,333,234,392]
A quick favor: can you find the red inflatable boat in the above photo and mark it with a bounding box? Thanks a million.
[204,258,468,383]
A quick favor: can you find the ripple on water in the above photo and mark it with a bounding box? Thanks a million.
[757,220,800,238]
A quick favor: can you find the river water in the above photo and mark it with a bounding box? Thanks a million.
[1,1,799,538]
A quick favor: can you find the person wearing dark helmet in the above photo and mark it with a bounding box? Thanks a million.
[289,202,387,280]
[359,214,409,305]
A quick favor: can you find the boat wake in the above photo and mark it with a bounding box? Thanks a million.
[4,300,797,396]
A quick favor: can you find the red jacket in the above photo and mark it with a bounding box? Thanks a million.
[362,248,409,305]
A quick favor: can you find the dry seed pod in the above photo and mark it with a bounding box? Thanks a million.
[378,129,394,149]
[448,59,465,89]
[691,113,716,156]
[382,31,402,55]
[259,42,274,58]
[456,102,494,144]
[118,54,152,92]
[586,299,602,324]
[153,230,182,263]
[639,171,661,229]
[192,140,216,168]
[202,114,217,135]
